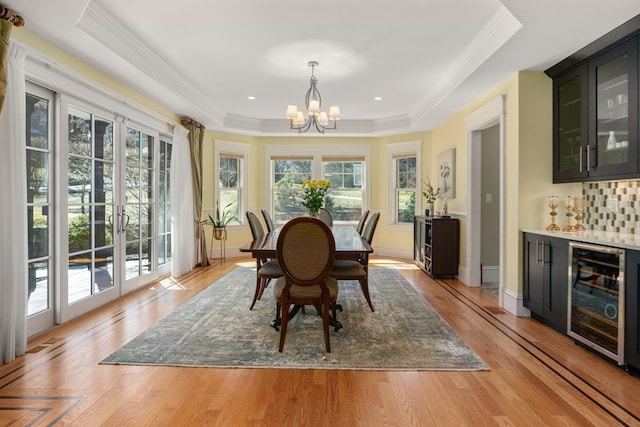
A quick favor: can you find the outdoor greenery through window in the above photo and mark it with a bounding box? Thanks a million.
[272,157,365,223]
[323,160,364,221]
[395,155,417,223]
[273,159,312,222]
[218,154,242,225]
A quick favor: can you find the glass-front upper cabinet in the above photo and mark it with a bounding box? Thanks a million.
[588,37,638,178]
[554,65,588,181]
[552,35,639,183]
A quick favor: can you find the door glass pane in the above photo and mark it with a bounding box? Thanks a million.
[68,208,90,253]
[95,116,114,161]
[125,127,155,280]
[596,53,629,167]
[27,151,48,203]
[126,129,141,166]
[95,247,114,292]
[558,75,582,172]
[26,93,51,317]
[69,252,92,303]
[28,206,49,259]
[28,261,49,314]
[126,242,140,280]
[68,107,92,156]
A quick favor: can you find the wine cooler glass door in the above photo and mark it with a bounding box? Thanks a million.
[568,242,624,365]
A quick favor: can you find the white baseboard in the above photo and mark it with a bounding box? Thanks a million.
[502,288,531,317]
[482,265,500,284]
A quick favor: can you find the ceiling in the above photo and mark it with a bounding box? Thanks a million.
[5,0,640,136]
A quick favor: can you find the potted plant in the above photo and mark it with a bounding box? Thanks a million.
[203,201,238,240]
[422,180,440,216]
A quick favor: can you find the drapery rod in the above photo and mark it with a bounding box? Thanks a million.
[0,5,25,27]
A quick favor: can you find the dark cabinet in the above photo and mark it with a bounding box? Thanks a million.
[551,36,639,182]
[523,233,569,333]
[625,249,640,370]
[414,216,459,277]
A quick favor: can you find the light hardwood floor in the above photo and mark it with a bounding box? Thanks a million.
[1,257,639,426]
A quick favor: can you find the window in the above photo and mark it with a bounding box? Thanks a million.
[158,139,172,266]
[388,141,422,224]
[272,158,312,222]
[323,159,365,221]
[266,145,370,225]
[215,141,248,225]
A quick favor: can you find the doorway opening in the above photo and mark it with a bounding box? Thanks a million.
[466,95,505,307]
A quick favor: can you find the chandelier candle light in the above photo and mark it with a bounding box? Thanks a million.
[286,61,341,133]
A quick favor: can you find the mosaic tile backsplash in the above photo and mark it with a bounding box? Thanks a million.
[583,180,640,234]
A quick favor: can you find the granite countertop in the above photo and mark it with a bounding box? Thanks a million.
[521,229,640,251]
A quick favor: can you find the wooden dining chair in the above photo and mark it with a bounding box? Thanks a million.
[273,217,338,352]
[260,208,275,233]
[356,210,369,235]
[318,207,333,227]
[246,211,283,310]
[330,212,379,312]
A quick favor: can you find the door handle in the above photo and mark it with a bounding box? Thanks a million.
[536,240,545,265]
[586,144,590,172]
[579,148,583,173]
[119,206,129,234]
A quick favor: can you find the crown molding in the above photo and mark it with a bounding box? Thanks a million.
[77,0,224,127]
[412,4,522,124]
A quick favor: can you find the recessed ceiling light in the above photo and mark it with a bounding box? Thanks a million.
[374,97,382,101]
[248,96,256,100]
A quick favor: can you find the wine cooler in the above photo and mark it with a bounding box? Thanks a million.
[568,242,625,365]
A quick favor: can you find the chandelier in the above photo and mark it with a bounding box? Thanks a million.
[286,61,341,133]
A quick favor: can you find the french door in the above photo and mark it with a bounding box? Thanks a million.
[27,91,165,329]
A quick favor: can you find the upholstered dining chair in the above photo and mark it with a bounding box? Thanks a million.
[356,210,369,235]
[318,207,333,227]
[246,211,283,310]
[273,217,338,352]
[329,211,380,312]
[260,208,275,233]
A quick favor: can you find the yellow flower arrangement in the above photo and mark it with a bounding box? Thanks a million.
[301,179,331,216]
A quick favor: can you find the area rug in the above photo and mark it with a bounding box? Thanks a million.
[101,267,488,371]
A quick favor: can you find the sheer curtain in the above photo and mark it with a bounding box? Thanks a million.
[0,42,28,363]
[170,125,196,277]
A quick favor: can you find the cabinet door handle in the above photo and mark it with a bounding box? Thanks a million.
[536,240,545,264]
[586,144,590,172]
[579,148,583,173]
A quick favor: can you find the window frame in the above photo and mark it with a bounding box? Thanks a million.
[215,140,248,226]
[387,141,422,225]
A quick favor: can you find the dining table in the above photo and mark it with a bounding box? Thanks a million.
[239,223,373,261]
[239,223,373,330]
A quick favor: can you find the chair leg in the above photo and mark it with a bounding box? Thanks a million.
[249,276,263,310]
[257,278,270,300]
[359,277,374,312]
[322,300,331,353]
[278,300,289,352]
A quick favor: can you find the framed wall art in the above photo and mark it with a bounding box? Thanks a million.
[437,149,455,199]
